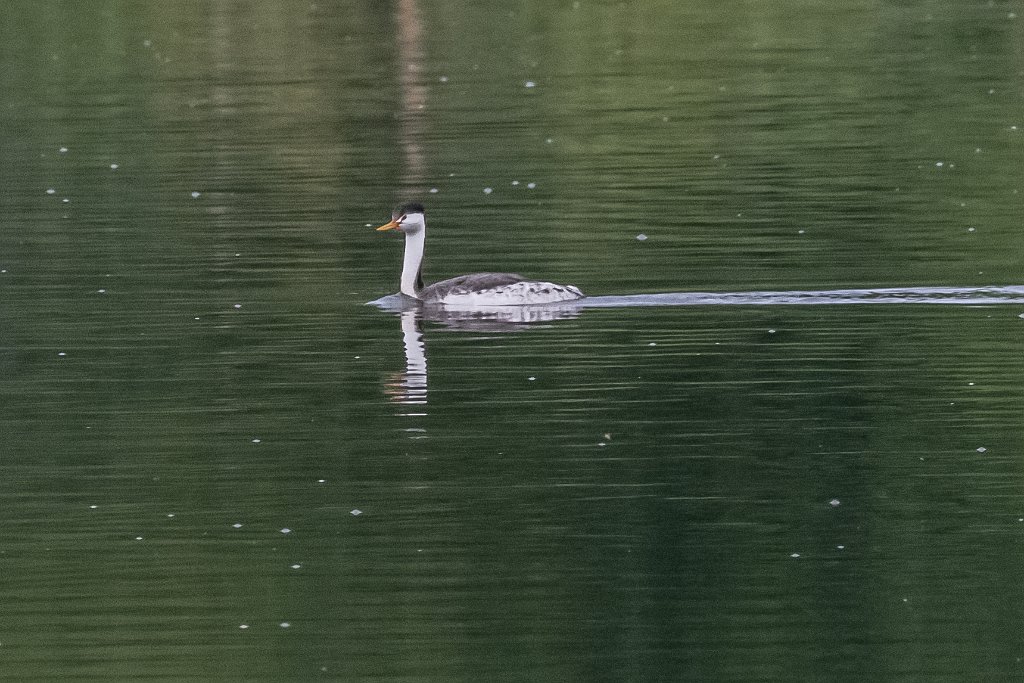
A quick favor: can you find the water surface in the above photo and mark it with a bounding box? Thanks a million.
[2,1,1023,680]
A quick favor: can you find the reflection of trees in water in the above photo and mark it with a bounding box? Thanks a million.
[396,0,426,193]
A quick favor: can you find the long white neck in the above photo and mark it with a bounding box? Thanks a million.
[401,227,425,298]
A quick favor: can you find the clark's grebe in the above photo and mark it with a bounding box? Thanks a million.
[375,202,585,306]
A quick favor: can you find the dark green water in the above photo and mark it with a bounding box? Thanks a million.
[2,1,1024,680]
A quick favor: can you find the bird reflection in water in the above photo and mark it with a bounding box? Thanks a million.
[383,310,428,408]
[379,302,581,422]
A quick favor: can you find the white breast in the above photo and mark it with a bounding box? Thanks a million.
[439,281,584,307]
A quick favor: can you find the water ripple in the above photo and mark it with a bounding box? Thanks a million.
[579,286,1024,307]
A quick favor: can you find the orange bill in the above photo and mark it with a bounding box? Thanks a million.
[375,219,401,231]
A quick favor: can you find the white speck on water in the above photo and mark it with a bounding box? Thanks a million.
[662,116,669,122]
[429,188,439,193]
[232,523,243,528]
[57,352,66,357]
[194,317,200,321]
[365,223,372,227]
[233,304,242,309]
[713,154,721,160]
[142,39,152,48]
[239,624,249,630]
[279,622,291,628]
[524,81,536,88]
[97,289,106,294]
[837,545,845,550]
[280,528,291,534]
[1018,313,1024,319]
[527,376,536,381]
[167,513,175,518]
[191,191,201,198]
[483,187,493,194]
[59,147,68,153]
[234,253,240,258]
[935,161,944,167]
[89,505,98,509]
[62,198,70,203]
[829,499,841,507]
[1,270,6,274]
[968,227,976,232]
[526,182,536,189]
[798,229,806,234]
[1010,12,1017,19]
[439,75,449,83]
[46,188,55,195]
[790,553,800,558]
[350,509,362,516]
[317,479,326,483]
[135,536,143,541]
[648,342,657,346]
[768,329,776,334]
[110,163,119,170]
[291,564,301,569]
[545,138,553,144]
[968,382,975,386]
[977,447,987,453]
[636,233,648,241]
[597,442,607,447]
[512,180,520,186]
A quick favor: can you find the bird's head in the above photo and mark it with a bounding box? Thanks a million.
[375,202,425,234]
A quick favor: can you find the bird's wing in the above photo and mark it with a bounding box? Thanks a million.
[419,272,527,301]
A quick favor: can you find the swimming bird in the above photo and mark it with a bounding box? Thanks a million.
[374,202,585,306]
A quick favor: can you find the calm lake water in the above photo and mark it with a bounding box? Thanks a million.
[2,1,1024,680]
